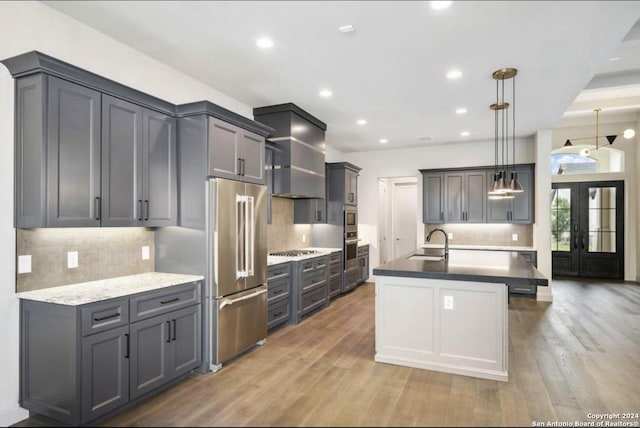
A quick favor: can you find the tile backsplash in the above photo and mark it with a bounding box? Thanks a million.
[16,227,154,292]
[267,197,312,252]
[423,223,533,247]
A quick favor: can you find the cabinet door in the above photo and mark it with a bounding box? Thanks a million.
[81,326,129,422]
[208,117,239,179]
[465,171,486,222]
[510,166,534,223]
[444,173,464,222]
[293,198,325,224]
[129,312,171,400]
[265,147,274,224]
[101,95,144,227]
[143,109,177,226]
[422,173,444,223]
[237,129,265,184]
[345,170,358,205]
[486,170,510,222]
[47,76,101,227]
[169,305,201,379]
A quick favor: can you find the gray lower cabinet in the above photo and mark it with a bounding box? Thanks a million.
[510,251,538,295]
[344,266,360,293]
[267,262,292,330]
[291,255,329,323]
[20,281,202,426]
[328,251,343,299]
[357,245,370,284]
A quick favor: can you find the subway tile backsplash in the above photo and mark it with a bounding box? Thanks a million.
[423,223,533,247]
[16,227,154,292]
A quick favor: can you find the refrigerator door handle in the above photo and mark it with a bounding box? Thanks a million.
[246,196,255,276]
[236,195,247,278]
[219,288,267,309]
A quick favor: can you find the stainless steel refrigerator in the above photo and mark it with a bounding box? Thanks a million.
[207,177,267,371]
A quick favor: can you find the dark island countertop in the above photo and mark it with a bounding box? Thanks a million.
[373,248,548,287]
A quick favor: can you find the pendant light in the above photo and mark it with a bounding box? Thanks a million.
[488,68,521,200]
[563,108,636,149]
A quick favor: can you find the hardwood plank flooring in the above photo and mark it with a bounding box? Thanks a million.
[15,278,640,427]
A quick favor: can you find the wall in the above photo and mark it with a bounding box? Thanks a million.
[16,228,154,292]
[0,2,256,424]
[267,197,312,252]
[343,137,536,276]
[423,224,534,248]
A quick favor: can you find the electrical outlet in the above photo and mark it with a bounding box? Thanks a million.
[447,232,453,240]
[18,255,32,274]
[67,251,78,269]
[302,234,306,243]
[512,233,518,241]
[142,246,150,260]
[444,295,454,310]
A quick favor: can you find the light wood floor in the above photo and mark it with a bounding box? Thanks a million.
[18,278,640,427]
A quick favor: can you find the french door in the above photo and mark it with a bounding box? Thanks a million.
[551,181,624,279]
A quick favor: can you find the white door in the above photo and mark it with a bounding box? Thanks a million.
[392,179,417,259]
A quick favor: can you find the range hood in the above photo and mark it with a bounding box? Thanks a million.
[254,103,326,199]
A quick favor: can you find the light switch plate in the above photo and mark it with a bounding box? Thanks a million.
[512,233,518,241]
[142,246,150,260]
[67,251,78,269]
[18,255,32,274]
[444,295,454,310]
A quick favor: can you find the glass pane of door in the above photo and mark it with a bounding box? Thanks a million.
[551,188,571,251]
[587,187,616,253]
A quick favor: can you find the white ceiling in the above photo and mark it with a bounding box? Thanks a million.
[43,1,640,153]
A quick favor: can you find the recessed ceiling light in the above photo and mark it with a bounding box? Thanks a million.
[418,136,434,141]
[431,1,453,10]
[624,128,636,139]
[609,57,621,62]
[357,119,367,125]
[456,107,467,114]
[379,138,388,144]
[319,89,333,98]
[338,24,355,33]
[446,69,462,79]
[460,131,470,137]
[256,37,274,49]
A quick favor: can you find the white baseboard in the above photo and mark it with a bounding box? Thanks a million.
[0,404,29,427]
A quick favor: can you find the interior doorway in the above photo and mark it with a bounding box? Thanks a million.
[551,180,624,279]
[378,177,417,264]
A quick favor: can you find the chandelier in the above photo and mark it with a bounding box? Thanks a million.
[563,108,636,156]
[488,68,522,200]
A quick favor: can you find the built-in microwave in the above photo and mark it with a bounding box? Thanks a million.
[345,208,357,227]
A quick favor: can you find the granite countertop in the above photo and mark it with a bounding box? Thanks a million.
[422,244,536,251]
[16,272,205,306]
[267,248,336,266]
[373,248,548,286]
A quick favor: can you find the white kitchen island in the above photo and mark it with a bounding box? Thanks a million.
[373,249,548,382]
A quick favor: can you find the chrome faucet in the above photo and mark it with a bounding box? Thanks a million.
[426,228,449,260]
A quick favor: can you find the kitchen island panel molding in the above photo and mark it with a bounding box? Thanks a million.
[375,275,508,382]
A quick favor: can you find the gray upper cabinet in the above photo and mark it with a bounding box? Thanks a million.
[293,198,325,224]
[208,117,265,185]
[345,168,358,206]
[487,165,534,224]
[445,170,486,223]
[101,95,177,227]
[422,173,445,223]
[326,162,362,225]
[47,76,102,227]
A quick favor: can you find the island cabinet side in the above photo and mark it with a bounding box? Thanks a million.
[374,276,508,382]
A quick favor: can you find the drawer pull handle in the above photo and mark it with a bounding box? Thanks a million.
[166,320,171,343]
[94,313,120,322]
[273,290,281,295]
[273,311,284,317]
[124,333,130,359]
[161,297,180,305]
[172,319,177,341]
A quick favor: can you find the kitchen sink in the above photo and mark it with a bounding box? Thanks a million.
[408,249,512,269]
[407,254,445,261]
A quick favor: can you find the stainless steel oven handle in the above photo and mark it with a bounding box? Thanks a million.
[219,288,267,309]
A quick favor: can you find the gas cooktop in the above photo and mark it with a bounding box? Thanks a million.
[269,249,318,257]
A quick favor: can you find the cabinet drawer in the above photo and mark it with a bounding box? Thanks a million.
[81,298,129,336]
[301,286,327,316]
[329,274,341,297]
[268,263,291,280]
[329,251,342,263]
[509,283,537,295]
[130,282,201,322]
[313,257,328,270]
[300,270,326,293]
[299,259,316,272]
[267,276,290,303]
[267,300,290,329]
[357,245,369,256]
[329,261,341,276]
